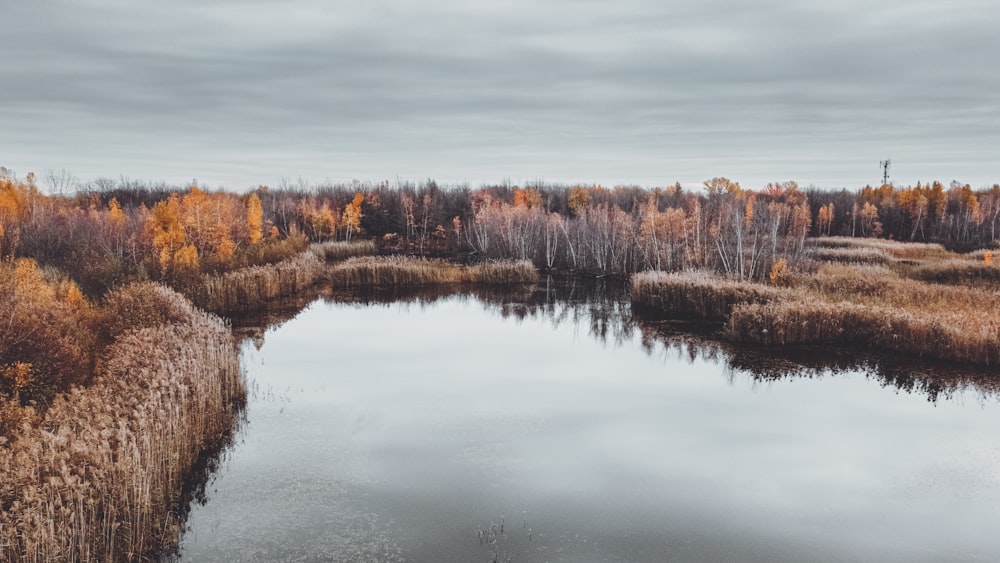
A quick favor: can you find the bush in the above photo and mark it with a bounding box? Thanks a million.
[0,259,95,402]
[100,281,197,342]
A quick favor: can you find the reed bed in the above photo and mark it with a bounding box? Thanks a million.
[309,240,378,262]
[807,237,952,260]
[728,300,1000,365]
[902,259,1000,286]
[632,261,1000,366]
[192,252,324,313]
[631,270,783,321]
[804,246,891,265]
[326,256,538,287]
[0,284,245,561]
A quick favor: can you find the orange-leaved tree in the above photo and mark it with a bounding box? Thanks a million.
[247,192,264,245]
[342,193,364,241]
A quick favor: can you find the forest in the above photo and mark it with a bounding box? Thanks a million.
[1,165,998,560]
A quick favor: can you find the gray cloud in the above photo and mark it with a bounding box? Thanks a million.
[1,0,998,190]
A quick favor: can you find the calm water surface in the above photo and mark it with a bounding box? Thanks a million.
[174,283,1000,562]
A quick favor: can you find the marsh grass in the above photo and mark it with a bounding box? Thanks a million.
[804,246,891,265]
[807,237,953,261]
[632,258,1000,365]
[192,252,324,313]
[902,259,1000,286]
[631,271,783,321]
[309,240,378,262]
[326,256,538,287]
[728,300,1000,365]
[0,284,244,561]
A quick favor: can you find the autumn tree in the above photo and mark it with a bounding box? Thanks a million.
[342,192,364,241]
[247,192,264,245]
[148,194,197,276]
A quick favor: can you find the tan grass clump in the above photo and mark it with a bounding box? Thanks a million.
[192,251,324,313]
[327,256,538,287]
[804,246,891,265]
[728,300,1000,365]
[630,270,783,321]
[808,237,952,261]
[633,261,1000,366]
[309,240,378,261]
[903,258,1000,286]
[0,284,244,561]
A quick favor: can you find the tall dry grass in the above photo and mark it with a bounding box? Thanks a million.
[308,240,377,262]
[0,283,244,561]
[902,259,1000,286]
[632,261,1000,365]
[630,270,783,321]
[807,237,952,260]
[326,256,538,287]
[191,251,324,313]
[804,246,891,265]
[728,300,1000,365]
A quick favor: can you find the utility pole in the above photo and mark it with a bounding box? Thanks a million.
[880,159,891,186]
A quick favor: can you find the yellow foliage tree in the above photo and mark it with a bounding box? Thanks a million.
[568,187,591,217]
[342,193,364,241]
[247,192,264,245]
[148,194,187,275]
[108,197,125,228]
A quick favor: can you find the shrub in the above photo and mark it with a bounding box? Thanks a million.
[99,281,196,342]
[0,259,95,401]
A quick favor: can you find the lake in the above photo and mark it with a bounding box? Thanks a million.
[172,280,1000,562]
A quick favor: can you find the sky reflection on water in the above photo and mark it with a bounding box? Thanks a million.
[176,282,1000,562]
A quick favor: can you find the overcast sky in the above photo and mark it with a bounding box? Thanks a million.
[1,0,997,191]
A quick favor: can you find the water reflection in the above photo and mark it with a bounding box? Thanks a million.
[178,277,1000,562]
[234,276,1000,405]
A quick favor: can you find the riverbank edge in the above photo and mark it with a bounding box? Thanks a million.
[0,284,245,561]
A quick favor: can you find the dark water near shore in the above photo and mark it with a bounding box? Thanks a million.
[173,280,1000,562]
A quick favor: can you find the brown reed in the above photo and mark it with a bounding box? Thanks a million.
[632,260,1000,366]
[902,258,1000,286]
[0,283,245,561]
[804,246,891,265]
[326,256,538,287]
[807,236,952,260]
[191,251,324,313]
[308,240,378,262]
[630,270,783,321]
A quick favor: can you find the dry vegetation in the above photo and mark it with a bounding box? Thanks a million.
[631,271,782,321]
[805,236,953,261]
[327,256,538,287]
[633,247,1000,365]
[0,283,244,561]
[190,252,324,313]
[309,240,377,261]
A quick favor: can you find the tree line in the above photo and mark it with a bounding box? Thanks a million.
[1,166,998,295]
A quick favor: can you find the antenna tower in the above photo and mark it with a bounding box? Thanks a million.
[880,159,891,186]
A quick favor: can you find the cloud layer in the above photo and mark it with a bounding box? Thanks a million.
[2,0,998,189]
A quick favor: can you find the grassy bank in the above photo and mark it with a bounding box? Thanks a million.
[0,283,244,561]
[327,256,539,287]
[632,253,1000,365]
